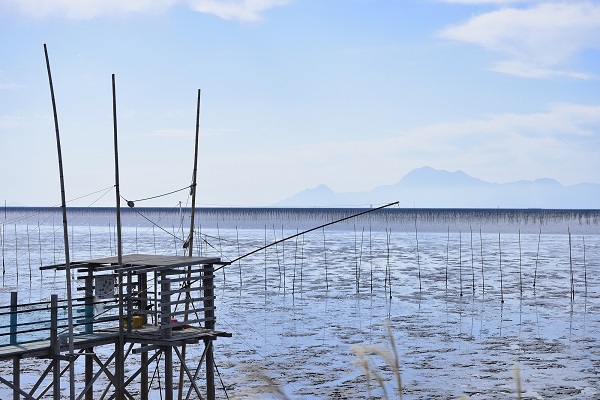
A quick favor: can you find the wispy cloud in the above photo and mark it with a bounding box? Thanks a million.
[440,0,527,4]
[187,0,291,22]
[0,0,291,22]
[0,82,24,90]
[142,127,241,138]
[439,1,600,79]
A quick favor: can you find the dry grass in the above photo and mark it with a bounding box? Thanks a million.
[351,320,524,400]
[228,319,525,399]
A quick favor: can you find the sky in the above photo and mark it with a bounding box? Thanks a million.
[1,0,599,208]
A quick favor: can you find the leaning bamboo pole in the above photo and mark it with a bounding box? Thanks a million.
[43,43,76,400]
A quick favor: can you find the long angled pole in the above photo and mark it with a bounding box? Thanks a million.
[216,201,400,271]
[43,43,76,400]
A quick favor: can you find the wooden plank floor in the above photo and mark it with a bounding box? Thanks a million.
[0,325,231,361]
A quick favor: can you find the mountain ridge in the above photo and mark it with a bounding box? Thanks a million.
[274,167,600,208]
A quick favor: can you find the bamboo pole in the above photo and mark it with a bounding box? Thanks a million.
[323,227,328,291]
[221,202,399,268]
[568,227,574,301]
[445,226,449,292]
[111,73,126,400]
[180,89,202,400]
[43,43,76,400]
[470,226,475,294]
[480,228,485,294]
[499,232,504,303]
[459,230,463,297]
[533,228,541,289]
[518,229,522,296]
[415,219,421,292]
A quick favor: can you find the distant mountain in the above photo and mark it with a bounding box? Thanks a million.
[274,166,600,208]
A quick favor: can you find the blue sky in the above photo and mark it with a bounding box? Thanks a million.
[1,0,599,207]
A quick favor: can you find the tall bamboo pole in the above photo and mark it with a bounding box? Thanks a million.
[112,73,125,399]
[43,43,76,400]
[179,89,202,400]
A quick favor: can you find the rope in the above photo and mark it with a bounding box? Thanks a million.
[121,186,191,207]
[123,205,230,261]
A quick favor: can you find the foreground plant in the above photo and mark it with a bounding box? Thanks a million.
[351,320,403,400]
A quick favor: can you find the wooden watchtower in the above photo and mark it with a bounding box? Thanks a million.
[0,253,230,399]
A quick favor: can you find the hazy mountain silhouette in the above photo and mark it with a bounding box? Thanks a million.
[274,166,599,208]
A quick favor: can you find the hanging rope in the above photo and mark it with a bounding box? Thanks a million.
[122,204,229,260]
[121,186,191,208]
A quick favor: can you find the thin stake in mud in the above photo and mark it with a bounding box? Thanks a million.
[27,222,31,285]
[2,224,5,283]
[153,225,157,255]
[369,224,373,293]
[354,223,359,293]
[15,223,19,285]
[568,227,574,301]
[470,225,475,294]
[499,232,504,303]
[217,223,225,282]
[264,225,267,291]
[300,234,304,295]
[518,229,522,297]
[583,236,587,295]
[323,227,328,291]
[88,226,92,258]
[236,226,242,287]
[533,228,541,289]
[292,229,298,296]
[359,226,365,293]
[459,230,463,297]
[71,225,74,260]
[445,226,449,292]
[38,220,43,268]
[479,228,484,294]
[282,225,286,291]
[387,228,392,299]
[273,225,281,288]
[415,219,421,292]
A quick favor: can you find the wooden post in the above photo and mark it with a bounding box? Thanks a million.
[50,294,60,400]
[85,270,94,400]
[139,272,149,400]
[10,292,19,400]
[203,264,215,400]
[161,271,173,400]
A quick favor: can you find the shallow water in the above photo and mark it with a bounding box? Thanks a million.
[0,208,599,399]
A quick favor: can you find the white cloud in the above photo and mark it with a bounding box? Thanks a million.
[439,1,600,79]
[0,0,290,21]
[440,0,527,4]
[0,83,24,89]
[187,0,291,22]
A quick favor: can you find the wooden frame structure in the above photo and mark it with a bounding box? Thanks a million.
[0,253,231,400]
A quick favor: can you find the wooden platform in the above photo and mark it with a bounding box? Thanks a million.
[0,325,231,361]
[41,254,226,273]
